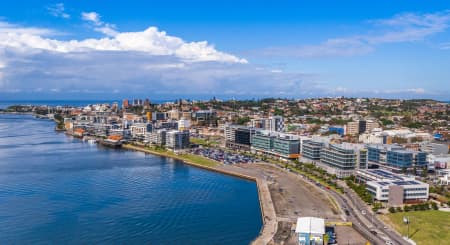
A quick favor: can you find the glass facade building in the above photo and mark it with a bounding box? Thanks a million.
[302,141,323,161]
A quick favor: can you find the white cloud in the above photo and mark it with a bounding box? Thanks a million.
[0,21,246,63]
[367,11,450,44]
[47,3,70,19]
[81,12,101,24]
[260,10,450,58]
[0,14,447,100]
[382,88,427,94]
[81,11,118,37]
[262,38,374,58]
[0,21,55,36]
[406,88,426,94]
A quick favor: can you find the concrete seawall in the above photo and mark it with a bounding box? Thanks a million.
[122,144,277,244]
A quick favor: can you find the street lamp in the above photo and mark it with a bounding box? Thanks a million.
[403,216,410,239]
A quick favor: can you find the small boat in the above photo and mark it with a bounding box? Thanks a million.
[88,139,97,144]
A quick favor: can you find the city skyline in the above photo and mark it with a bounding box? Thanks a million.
[1,1,450,100]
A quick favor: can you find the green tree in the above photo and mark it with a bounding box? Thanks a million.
[431,202,438,210]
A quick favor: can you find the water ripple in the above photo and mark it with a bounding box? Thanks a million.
[0,114,262,244]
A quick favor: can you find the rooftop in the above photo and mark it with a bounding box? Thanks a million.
[295,217,325,235]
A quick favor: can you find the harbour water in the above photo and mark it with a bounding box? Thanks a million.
[0,114,262,244]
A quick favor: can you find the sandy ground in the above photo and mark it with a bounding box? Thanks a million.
[217,163,368,244]
[335,226,368,245]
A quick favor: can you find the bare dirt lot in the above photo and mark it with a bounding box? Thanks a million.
[218,163,369,244]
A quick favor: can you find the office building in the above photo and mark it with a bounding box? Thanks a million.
[224,125,256,150]
[302,140,324,161]
[317,143,367,178]
[165,130,190,150]
[148,129,167,145]
[346,120,379,135]
[130,123,152,139]
[122,99,129,109]
[358,120,366,134]
[273,134,300,159]
[251,131,274,152]
[356,169,429,205]
[346,121,359,135]
[365,120,379,133]
[251,130,300,159]
[367,144,427,169]
[152,112,167,121]
[177,119,191,131]
[192,109,217,126]
[251,116,285,132]
[387,150,427,169]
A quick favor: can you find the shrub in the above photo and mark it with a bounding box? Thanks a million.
[388,207,396,213]
[432,202,439,210]
[396,207,403,212]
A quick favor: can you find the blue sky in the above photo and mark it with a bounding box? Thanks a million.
[0,0,449,100]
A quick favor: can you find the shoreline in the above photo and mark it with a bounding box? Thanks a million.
[122,144,277,244]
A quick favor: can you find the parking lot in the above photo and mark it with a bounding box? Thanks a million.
[189,148,256,164]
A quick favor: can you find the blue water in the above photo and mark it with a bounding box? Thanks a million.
[0,114,262,244]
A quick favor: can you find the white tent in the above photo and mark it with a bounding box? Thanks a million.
[295,217,325,235]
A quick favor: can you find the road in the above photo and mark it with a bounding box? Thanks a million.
[339,183,409,245]
[270,163,410,245]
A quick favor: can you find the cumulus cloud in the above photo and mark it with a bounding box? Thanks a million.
[0,15,447,100]
[0,19,275,99]
[47,3,70,19]
[259,10,450,58]
[0,21,246,63]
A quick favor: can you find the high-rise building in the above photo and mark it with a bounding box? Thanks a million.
[152,112,167,121]
[192,109,217,126]
[224,125,256,150]
[346,121,359,135]
[365,120,379,133]
[149,129,167,145]
[168,109,180,120]
[251,116,284,132]
[122,99,129,109]
[165,130,190,150]
[358,120,366,134]
[144,98,151,107]
[178,119,191,131]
